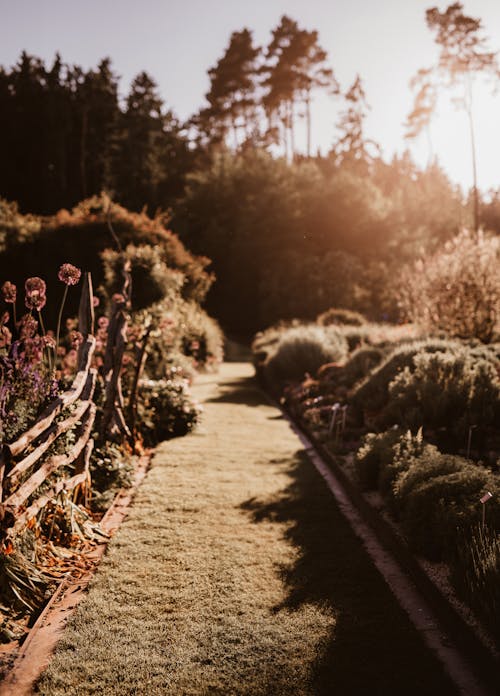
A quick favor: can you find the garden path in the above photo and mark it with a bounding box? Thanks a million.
[35,362,459,695]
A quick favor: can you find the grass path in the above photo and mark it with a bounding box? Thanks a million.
[36,363,458,695]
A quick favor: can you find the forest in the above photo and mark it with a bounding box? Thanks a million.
[1,12,500,335]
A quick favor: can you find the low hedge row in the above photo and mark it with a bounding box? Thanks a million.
[355,429,500,637]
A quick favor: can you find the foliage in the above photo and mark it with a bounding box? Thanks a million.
[101,244,184,311]
[264,324,348,385]
[399,229,500,342]
[385,346,500,435]
[395,457,498,560]
[0,53,194,215]
[355,428,404,491]
[450,524,500,640]
[317,307,366,327]
[137,378,202,446]
[89,443,134,512]
[350,340,454,413]
[0,195,214,326]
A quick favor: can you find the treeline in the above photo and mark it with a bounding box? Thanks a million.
[0,53,194,214]
[2,12,500,336]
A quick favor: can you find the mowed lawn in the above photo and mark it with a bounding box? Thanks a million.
[36,363,458,695]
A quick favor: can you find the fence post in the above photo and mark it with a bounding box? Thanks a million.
[78,272,95,369]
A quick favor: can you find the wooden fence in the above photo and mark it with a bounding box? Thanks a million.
[0,268,135,545]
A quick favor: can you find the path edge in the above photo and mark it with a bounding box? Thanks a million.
[0,451,153,696]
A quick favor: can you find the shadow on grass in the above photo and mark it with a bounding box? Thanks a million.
[206,376,269,407]
[241,450,458,696]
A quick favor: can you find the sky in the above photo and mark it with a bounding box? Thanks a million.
[1,0,500,192]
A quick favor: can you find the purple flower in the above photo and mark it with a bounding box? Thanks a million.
[25,277,47,311]
[19,314,38,339]
[58,263,81,286]
[70,330,83,349]
[2,281,16,304]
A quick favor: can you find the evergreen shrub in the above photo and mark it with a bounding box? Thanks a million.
[264,325,348,385]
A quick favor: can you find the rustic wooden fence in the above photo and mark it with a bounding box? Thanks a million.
[0,267,137,546]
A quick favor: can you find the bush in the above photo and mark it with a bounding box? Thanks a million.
[450,525,500,640]
[355,428,403,490]
[317,307,366,327]
[264,325,348,385]
[101,244,185,311]
[385,347,500,435]
[0,195,214,325]
[399,229,500,343]
[397,465,497,560]
[350,340,454,414]
[332,347,385,389]
[137,378,202,445]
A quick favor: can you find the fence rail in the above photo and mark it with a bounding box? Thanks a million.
[0,277,102,543]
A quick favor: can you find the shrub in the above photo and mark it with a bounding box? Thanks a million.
[380,429,431,501]
[385,347,500,435]
[355,428,403,490]
[397,465,497,560]
[137,378,202,445]
[264,325,348,385]
[350,340,454,414]
[450,525,500,640]
[399,229,500,343]
[332,347,385,389]
[176,301,224,368]
[317,307,366,327]
[0,195,214,325]
[101,244,184,311]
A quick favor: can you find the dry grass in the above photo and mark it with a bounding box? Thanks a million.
[36,364,457,695]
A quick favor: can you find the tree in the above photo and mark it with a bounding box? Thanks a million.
[420,3,500,231]
[262,16,337,159]
[332,76,379,174]
[113,72,191,212]
[404,68,437,163]
[204,29,261,148]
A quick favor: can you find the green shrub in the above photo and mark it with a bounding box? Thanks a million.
[264,325,348,385]
[399,229,500,343]
[355,428,403,490]
[385,348,500,435]
[450,525,500,640]
[397,466,496,560]
[102,244,184,311]
[317,307,366,327]
[177,301,224,368]
[137,378,202,445]
[0,195,214,325]
[350,340,454,414]
[334,347,385,388]
[377,429,430,501]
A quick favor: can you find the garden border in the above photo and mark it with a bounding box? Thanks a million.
[270,391,500,695]
[0,451,152,696]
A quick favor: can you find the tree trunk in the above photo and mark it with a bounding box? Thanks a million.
[306,93,311,158]
[465,77,479,232]
[466,105,479,232]
[80,106,88,200]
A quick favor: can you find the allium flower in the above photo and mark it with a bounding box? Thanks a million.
[93,296,100,307]
[58,263,81,286]
[25,277,47,311]
[19,314,38,339]
[112,293,125,304]
[2,281,17,303]
[70,330,83,349]
[98,316,109,329]
[43,334,56,349]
